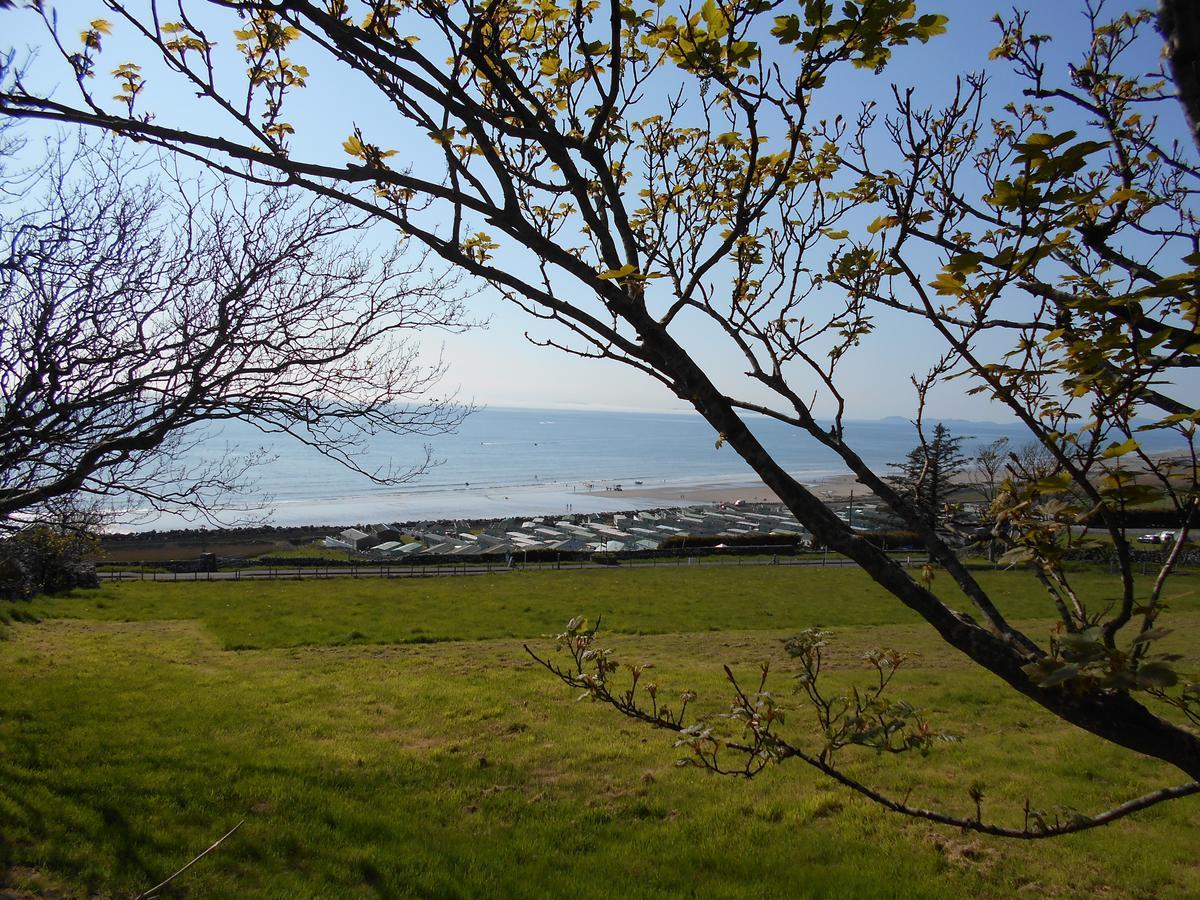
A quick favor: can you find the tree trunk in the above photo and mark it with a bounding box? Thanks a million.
[1160,0,1200,152]
[634,318,1200,781]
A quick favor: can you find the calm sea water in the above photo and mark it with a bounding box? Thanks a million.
[259,409,1034,497]
[131,407,1183,530]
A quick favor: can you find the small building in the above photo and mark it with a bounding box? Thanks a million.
[370,541,406,555]
[335,528,380,551]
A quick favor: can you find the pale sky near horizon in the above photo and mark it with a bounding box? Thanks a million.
[4,1,1194,422]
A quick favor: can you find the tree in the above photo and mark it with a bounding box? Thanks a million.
[968,435,1010,561]
[1158,0,1200,150]
[1,1,1198,836]
[972,437,1010,507]
[1006,441,1060,486]
[0,511,101,600]
[887,423,968,530]
[0,136,470,529]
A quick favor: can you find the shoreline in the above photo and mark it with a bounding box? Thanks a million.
[104,469,865,538]
[595,472,865,506]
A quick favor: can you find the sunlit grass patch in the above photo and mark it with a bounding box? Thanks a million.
[1,568,1198,897]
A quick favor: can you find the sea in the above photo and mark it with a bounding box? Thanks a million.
[123,407,1178,531]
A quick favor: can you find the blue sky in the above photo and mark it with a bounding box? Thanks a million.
[4,1,1191,420]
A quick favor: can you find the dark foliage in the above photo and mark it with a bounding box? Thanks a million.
[0,526,99,600]
[887,425,970,530]
[660,532,802,550]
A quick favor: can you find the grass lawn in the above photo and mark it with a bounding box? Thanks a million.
[1,567,1198,897]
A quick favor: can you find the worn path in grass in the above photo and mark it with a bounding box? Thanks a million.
[2,567,1199,898]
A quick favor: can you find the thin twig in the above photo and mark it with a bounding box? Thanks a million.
[528,636,1200,838]
[134,819,245,900]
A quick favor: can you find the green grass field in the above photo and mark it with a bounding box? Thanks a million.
[2,567,1198,898]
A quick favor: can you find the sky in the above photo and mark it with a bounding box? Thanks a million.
[3,1,1193,420]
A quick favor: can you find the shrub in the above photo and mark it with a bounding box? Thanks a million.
[0,526,100,600]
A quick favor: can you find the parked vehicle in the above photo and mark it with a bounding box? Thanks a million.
[1136,531,1178,545]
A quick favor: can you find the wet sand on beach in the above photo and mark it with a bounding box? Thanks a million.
[589,472,867,506]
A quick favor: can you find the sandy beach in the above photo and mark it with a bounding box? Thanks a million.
[111,470,865,533]
[589,471,866,506]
